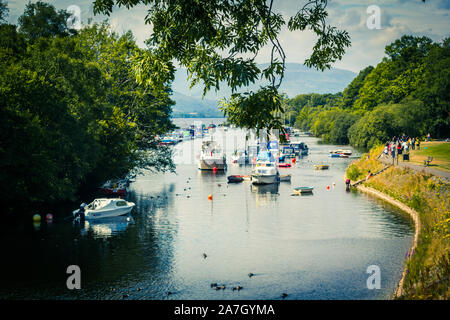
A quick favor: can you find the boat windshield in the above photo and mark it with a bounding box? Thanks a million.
[257,151,275,162]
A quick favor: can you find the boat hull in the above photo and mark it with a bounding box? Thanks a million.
[251,174,279,185]
[293,187,314,194]
[198,159,227,170]
[85,206,134,220]
[279,174,291,182]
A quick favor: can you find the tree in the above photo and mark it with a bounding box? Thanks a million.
[18,1,76,42]
[340,66,373,109]
[0,0,8,24]
[92,0,350,133]
[348,100,427,149]
[0,2,176,214]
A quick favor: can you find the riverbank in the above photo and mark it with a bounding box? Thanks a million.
[356,185,420,298]
[346,146,449,299]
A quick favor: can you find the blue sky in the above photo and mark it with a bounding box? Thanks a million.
[5,0,450,72]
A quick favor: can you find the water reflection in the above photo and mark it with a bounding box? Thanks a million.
[77,215,135,239]
[250,183,279,206]
[0,124,415,300]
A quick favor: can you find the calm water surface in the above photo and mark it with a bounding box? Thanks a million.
[0,119,414,300]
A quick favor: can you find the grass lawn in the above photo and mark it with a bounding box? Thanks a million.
[409,141,450,172]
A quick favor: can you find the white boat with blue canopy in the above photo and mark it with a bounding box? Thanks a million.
[251,151,279,185]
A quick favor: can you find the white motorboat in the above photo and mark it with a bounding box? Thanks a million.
[73,198,135,220]
[231,149,249,164]
[198,140,227,170]
[329,149,352,156]
[251,151,279,185]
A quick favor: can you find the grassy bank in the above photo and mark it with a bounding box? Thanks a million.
[409,141,450,172]
[346,146,449,299]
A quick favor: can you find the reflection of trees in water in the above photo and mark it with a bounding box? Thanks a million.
[0,186,178,299]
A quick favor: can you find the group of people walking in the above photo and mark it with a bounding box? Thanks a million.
[382,135,422,164]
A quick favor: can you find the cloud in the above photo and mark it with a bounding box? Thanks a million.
[5,0,450,73]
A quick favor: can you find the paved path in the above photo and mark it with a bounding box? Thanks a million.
[377,154,450,181]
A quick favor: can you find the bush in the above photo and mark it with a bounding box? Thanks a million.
[346,164,362,181]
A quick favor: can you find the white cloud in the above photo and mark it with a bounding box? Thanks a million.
[6,0,450,72]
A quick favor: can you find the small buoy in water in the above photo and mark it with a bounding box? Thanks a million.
[326,185,330,190]
[46,213,53,221]
[33,214,41,222]
[208,194,213,200]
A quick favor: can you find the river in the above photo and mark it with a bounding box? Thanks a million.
[0,118,414,300]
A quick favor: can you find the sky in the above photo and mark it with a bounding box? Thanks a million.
[4,0,450,73]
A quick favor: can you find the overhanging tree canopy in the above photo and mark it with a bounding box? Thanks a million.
[93,0,351,133]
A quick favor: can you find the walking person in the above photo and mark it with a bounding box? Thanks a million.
[416,137,421,150]
[391,143,396,165]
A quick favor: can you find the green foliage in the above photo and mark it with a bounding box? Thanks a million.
[0,0,8,24]
[362,164,450,299]
[348,100,427,149]
[18,1,76,41]
[340,66,373,109]
[93,0,350,132]
[346,164,361,181]
[0,3,175,214]
[284,35,449,148]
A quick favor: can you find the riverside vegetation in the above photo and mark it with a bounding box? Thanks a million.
[1,0,352,215]
[283,36,449,149]
[347,146,449,299]
[0,2,175,216]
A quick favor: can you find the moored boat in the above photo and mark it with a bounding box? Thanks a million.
[227,175,244,183]
[198,140,227,170]
[251,151,279,185]
[279,174,291,182]
[277,163,292,168]
[231,149,249,164]
[314,164,329,170]
[73,198,135,221]
[293,186,314,194]
[329,149,352,156]
[99,180,128,196]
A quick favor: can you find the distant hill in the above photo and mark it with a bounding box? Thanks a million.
[170,63,357,117]
[171,91,222,118]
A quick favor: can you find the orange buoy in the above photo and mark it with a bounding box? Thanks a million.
[326,185,330,190]
[292,158,296,164]
[208,194,213,200]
